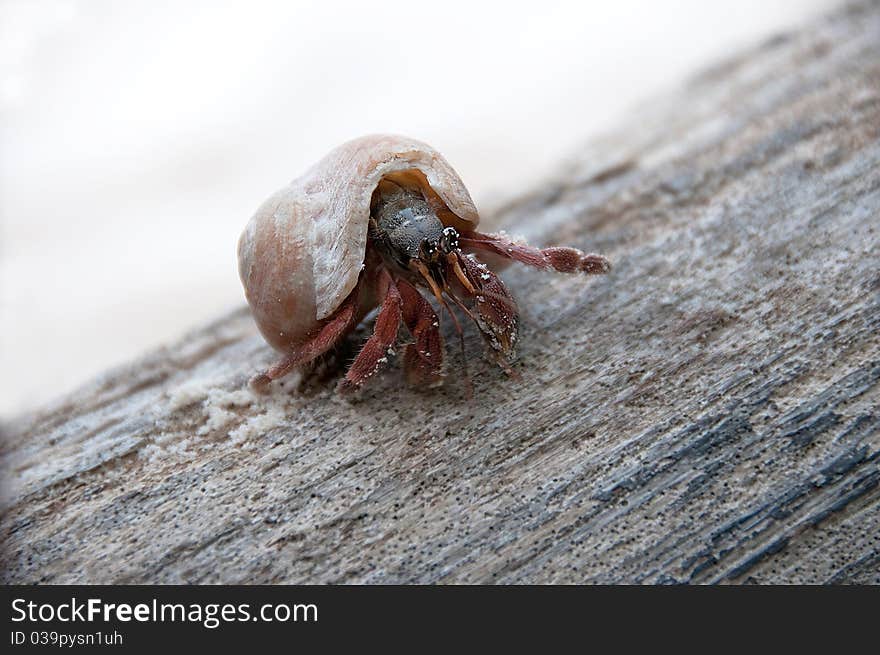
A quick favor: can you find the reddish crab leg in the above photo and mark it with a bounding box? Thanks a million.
[338,271,403,393]
[460,230,611,275]
[396,278,444,387]
[250,281,362,393]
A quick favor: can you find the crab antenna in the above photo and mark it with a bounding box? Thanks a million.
[444,292,478,400]
[413,259,473,400]
[411,260,444,300]
[447,252,476,295]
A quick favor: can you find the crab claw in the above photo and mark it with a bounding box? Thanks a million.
[454,252,519,361]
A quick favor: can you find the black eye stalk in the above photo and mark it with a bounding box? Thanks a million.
[439,226,460,255]
[418,238,439,263]
[418,227,460,266]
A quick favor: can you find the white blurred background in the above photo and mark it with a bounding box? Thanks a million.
[1,0,831,417]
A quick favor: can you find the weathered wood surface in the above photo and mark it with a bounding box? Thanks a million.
[2,3,879,584]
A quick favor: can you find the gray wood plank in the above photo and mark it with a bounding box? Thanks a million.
[2,1,878,584]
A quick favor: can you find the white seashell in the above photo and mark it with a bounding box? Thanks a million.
[237,134,479,353]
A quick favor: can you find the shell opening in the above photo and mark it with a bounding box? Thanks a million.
[374,169,474,232]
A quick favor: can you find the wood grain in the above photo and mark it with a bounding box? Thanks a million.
[2,1,879,584]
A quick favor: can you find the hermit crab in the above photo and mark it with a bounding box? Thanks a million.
[238,134,610,393]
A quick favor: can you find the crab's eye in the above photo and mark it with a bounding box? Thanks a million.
[419,239,438,260]
[439,226,460,254]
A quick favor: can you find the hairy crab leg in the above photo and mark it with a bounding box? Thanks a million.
[460,230,611,275]
[395,278,445,387]
[250,281,362,393]
[338,270,402,393]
